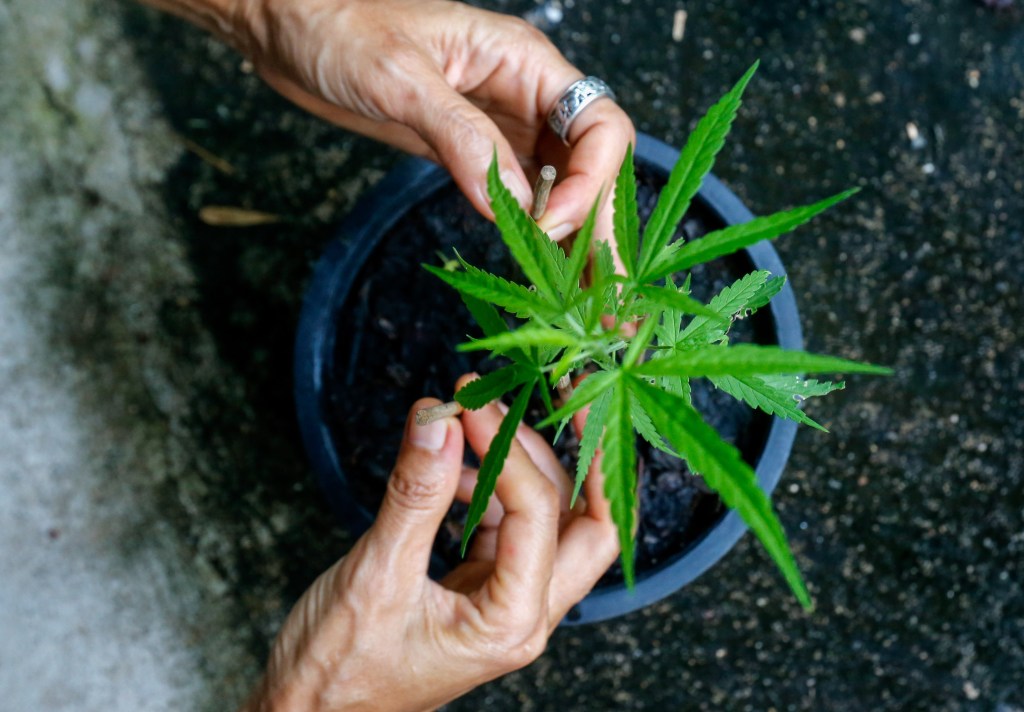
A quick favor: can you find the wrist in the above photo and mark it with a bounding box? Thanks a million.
[136,0,253,52]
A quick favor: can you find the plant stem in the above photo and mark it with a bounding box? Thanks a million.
[557,374,574,402]
[531,165,557,221]
[415,401,464,425]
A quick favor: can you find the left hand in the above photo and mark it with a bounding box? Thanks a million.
[241,382,618,711]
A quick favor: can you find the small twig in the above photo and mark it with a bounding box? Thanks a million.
[415,401,464,426]
[531,165,557,220]
[177,135,236,175]
[199,206,282,227]
[556,374,574,403]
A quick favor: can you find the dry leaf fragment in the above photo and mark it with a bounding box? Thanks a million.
[199,206,282,227]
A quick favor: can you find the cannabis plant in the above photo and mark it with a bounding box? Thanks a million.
[423,62,889,608]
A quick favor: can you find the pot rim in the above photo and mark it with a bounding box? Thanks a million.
[294,132,802,625]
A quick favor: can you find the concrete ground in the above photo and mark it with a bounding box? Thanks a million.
[0,0,1021,710]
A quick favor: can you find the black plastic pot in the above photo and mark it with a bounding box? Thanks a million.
[294,133,803,625]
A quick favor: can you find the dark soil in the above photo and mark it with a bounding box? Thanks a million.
[326,163,773,585]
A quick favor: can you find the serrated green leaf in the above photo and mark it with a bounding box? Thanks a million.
[565,191,601,296]
[572,387,612,507]
[487,154,562,304]
[424,263,553,322]
[537,224,573,296]
[629,391,679,457]
[592,239,617,314]
[659,374,692,404]
[680,270,769,345]
[629,376,811,609]
[759,375,846,398]
[748,275,787,312]
[635,284,728,322]
[459,294,532,368]
[646,188,860,281]
[454,365,533,410]
[601,380,638,588]
[536,370,619,428]
[461,381,536,555]
[633,344,893,378]
[460,293,509,339]
[622,313,661,368]
[711,374,828,432]
[614,143,639,278]
[638,62,759,275]
[457,326,577,354]
[654,275,683,346]
[549,344,586,386]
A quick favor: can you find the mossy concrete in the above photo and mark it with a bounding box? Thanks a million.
[0,0,1021,710]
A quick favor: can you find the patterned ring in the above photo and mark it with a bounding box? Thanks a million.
[546,76,617,144]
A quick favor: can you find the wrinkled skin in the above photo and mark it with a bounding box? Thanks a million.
[241,376,618,712]
[236,0,635,241]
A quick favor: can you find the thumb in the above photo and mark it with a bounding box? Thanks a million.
[366,398,463,575]
[396,74,532,218]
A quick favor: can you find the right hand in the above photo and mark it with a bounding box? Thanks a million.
[235,0,635,240]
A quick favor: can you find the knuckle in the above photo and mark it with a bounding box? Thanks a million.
[507,16,548,44]
[435,105,490,155]
[501,623,549,669]
[474,615,548,671]
[599,524,621,561]
[533,476,561,520]
[386,465,445,511]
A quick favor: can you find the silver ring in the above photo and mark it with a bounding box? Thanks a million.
[547,76,617,144]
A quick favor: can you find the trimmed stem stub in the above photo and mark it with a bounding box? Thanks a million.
[415,400,464,425]
[532,165,557,220]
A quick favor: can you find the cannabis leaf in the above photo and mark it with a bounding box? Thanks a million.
[634,344,892,378]
[423,262,554,321]
[711,374,828,431]
[629,376,812,608]
[637,61,759,276]
[461,381,536,555]
[644,188,860,282]
[455,365,534,410]
[614,142,640,278]
[602,380,638,588]
[573,387,612,507]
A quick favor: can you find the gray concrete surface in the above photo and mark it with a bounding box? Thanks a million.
[1,0,1022,710]
[0,3,288,709]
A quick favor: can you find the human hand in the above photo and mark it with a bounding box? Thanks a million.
[234,0,635,241]
[241,380,618,711]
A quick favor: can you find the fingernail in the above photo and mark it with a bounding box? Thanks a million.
[500,169,532,210]
[544,222,575,242]
[411,418,448,452]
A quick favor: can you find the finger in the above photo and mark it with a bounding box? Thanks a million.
[459,398,559,624]
[536,101,636,243]
[541,407,620,625]
[547,447,620,624]
[490,398,573,514]
[512,426,572,516]
[395,73,533,218]
[365,398,463,577]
